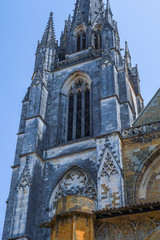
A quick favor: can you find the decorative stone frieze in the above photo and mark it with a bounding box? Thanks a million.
[54,49,102,70]
[122,122,160,138]
[129,133,160,144]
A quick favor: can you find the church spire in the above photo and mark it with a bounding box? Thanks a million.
[72,0,104,27]
[41,12,56,47]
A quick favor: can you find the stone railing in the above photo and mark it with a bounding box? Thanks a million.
[54,49,102,70]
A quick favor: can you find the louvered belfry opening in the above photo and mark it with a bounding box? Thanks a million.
[67,79,90,141]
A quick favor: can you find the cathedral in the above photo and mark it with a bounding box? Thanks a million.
[2,0,160,239]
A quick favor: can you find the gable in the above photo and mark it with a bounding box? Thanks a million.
[133,88,160,127]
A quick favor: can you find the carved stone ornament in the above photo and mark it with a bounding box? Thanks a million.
[122,122,160,138]
[50,167,97,211]
[17,157,32,191]
[130,133,160,144]
[54,49,102,70]
[100,152,118,178]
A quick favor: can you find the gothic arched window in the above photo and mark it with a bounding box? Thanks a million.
[77,32,87,51]
[82,32,86,50]
[67,79,90,141]
[94,33,101,50]
[77,34,81,52]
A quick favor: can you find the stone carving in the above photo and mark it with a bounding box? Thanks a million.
[130,133,160,144]
[97,137,120,166]
[100,152,118,178]
[17,157,32,191]
[54,49,102,70]
[50,167,96,210]
[122,122,160,138]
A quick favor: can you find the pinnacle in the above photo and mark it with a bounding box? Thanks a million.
[41,12,56,47]
[106,0,113,14]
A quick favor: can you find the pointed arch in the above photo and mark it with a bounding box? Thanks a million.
[116,220,136,240]
[134,147,160,203]
[60,71,92,142]
[144,226,160,240]
[136,217,156,240]
[48,165,97,217]
[97,223,116,240]
[62,71,91,93]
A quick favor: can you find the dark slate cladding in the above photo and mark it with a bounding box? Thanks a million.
[2,0,144,239]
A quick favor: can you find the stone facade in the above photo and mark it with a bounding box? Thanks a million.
[2,0,160,240]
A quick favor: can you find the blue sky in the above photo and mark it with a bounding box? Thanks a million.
[0,0,160,237]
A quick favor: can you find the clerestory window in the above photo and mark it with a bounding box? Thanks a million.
[67,79,90,141]
[77,32,87,52]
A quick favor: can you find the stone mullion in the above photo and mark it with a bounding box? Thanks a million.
[81,90,85,138]
[73,93,77,140]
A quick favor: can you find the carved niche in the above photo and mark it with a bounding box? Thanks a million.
[49,167,97,214]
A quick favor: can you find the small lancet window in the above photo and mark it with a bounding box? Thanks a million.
[94,34,98,49]
[77,32,86,51]
[94,33,101,49]
[77,34,81,52]
[82,32,86,50]
[67,79,90,141]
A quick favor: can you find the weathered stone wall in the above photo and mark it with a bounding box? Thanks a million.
[122,122,160,205]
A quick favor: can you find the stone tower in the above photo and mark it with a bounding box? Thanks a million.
[4,0,160,240]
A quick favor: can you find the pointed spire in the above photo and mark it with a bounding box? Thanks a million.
[41,12,56,47]
[72,0,104,28]
[106,0,113,24]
